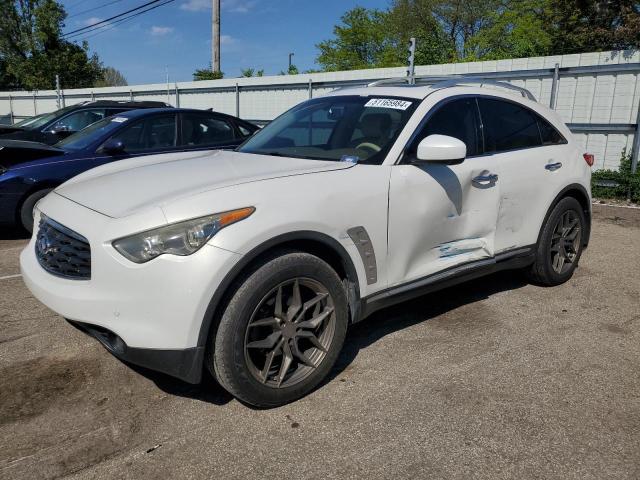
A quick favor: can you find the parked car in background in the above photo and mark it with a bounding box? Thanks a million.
[0,100,170,145]
[20,79,592,407]
[0,108,258,231]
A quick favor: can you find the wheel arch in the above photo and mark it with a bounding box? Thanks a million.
[537,183,592,248]
[196,231,362,351]
[15,181,62,224]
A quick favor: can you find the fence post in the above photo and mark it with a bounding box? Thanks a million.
[33,91,37,115]
[175,83,180,107]
[308,78,313,99]
[129,89,133,101]
[91,91,95,101]
[631,99,640,175]
[8,95,14,123]
[549,63,559,109]
[235,83,240,117]
[55,74,61,109]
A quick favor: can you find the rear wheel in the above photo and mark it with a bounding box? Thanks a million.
[20,188,53,234]
[527,196,585,286]
[209,251,348,407]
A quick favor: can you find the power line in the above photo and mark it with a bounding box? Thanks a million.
[62,0,165,37]
[66,0,175,40]
[67,0,127,19]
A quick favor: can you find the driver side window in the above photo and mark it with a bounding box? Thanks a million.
[411,98,482,157]
[52,109,106,132]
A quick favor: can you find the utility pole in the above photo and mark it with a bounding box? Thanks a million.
[288,52,294,70]
[212,0,220,73]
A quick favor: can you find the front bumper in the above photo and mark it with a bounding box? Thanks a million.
[68,320,205,383]
[20,193,241,379]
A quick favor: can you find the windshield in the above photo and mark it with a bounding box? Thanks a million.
[55,116,124,151]
[14,106,77,130]
[237,95,418,165]
[13,114,45,128]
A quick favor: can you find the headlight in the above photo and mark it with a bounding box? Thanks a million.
[112,207,255,263]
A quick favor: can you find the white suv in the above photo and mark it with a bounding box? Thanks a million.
[21,80,592,407]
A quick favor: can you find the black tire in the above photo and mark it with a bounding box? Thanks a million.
[209,251,349,408]
[527,196,586,286]
[20,188,53,234]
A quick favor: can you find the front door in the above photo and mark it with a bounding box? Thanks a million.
[387,96,501,287]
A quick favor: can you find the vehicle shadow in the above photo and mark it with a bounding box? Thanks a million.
[128,363,234,406]
[130,270,528,408]
[324,270,529,385]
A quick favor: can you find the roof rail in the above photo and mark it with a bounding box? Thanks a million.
[367,75,537,101]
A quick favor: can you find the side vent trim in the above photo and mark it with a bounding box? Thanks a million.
[347,226,377,285]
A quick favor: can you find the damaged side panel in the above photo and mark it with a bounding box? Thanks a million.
[386,161,501,287]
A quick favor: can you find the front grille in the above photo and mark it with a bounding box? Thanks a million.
[35,215,91,279]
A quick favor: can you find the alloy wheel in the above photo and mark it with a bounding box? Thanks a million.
[243,278,336,388]
[550,210,582,274]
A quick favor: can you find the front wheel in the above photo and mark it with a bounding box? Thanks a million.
[526,196,586,286]
[209,251,349,407]
[20,188,53,234]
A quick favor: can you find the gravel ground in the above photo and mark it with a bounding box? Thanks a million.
[0,204,638,480]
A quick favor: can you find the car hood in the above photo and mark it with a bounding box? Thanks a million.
[55,149,355,218]
[0,139,66,167]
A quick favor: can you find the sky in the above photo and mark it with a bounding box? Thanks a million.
[59,0,390,85]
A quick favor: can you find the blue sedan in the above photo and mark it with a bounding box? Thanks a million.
[0,108,258,231]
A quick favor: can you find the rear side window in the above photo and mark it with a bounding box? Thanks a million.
[537,116,565,145]
[411,97,482,157]
[478,98,541,152]
[181,113,236,146]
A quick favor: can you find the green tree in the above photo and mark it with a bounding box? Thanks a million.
[0,0,103,90]
[387,0,455,64]
[546,0,640,54]
[95,66,127,87]
[241,67,264,77]
[279,64,299,75]
[316,7,399,71]
[431,0,503,60]
[465,0,552,60]
[193,67,224,80]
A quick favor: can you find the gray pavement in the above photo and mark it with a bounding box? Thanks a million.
[0,204,638,479]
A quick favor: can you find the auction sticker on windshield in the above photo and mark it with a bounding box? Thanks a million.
[111,117,128,123]
[364,98,413,110]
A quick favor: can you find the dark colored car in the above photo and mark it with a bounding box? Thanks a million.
[0,100,171,145]
[0,108,259,231]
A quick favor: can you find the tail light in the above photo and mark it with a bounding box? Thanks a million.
[583,153,595,167]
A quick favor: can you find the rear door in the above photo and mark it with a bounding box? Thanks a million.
[387,96,502,286]
[477,97,568,252]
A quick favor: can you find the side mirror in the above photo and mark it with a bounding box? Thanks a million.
[414,134,466,165]
[50,124,70,135]
[101,138,125,155]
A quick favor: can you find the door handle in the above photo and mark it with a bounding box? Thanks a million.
[472,172,499,187]
[545,162,563,171]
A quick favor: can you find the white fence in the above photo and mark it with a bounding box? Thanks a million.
[1,50,639,171]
